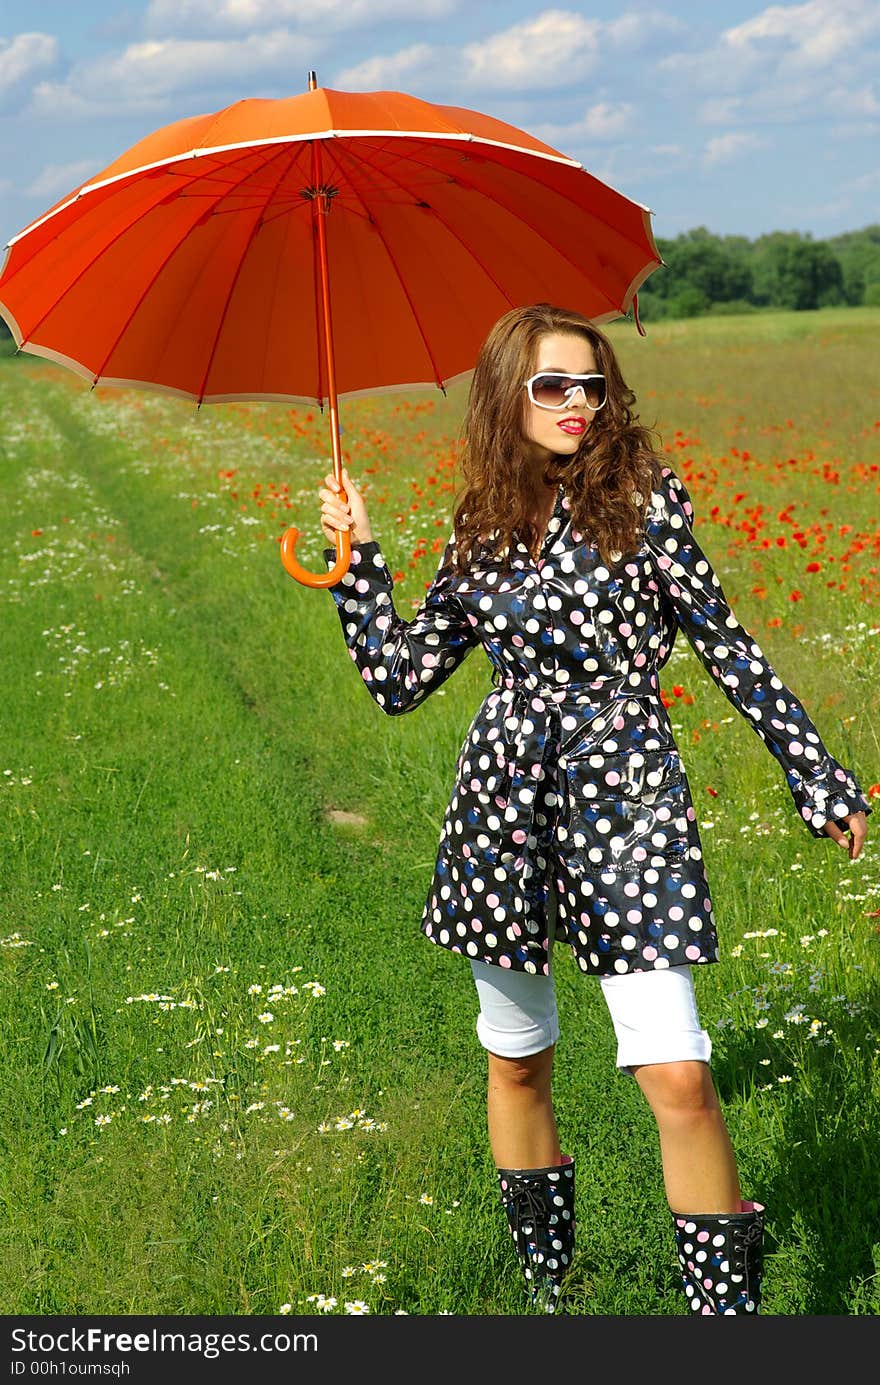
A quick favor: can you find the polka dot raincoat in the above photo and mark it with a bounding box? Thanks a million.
[323,465,872,978]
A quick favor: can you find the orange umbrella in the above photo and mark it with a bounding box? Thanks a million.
[0,72,661,587]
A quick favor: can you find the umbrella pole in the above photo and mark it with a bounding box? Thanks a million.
[280,79,351,587]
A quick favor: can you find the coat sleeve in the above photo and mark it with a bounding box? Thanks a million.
[321,534,481,716]
[643,465,873,839]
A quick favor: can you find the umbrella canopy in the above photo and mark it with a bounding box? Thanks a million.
[0,76,663,585]
[0,83,660,405]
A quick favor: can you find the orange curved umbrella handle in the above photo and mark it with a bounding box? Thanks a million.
[280,511,351,587]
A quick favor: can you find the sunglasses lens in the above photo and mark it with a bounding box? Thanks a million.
[530,374,607,410]
[531,374,568,407]
[583,376,606,410]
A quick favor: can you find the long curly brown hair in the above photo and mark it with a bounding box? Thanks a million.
[449,303,663,574]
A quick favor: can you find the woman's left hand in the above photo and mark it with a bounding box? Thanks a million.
[823,810,867,859]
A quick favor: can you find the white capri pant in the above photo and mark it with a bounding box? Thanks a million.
[470,887,712,1072]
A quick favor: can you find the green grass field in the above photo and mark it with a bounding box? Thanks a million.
[1,307,878,1315]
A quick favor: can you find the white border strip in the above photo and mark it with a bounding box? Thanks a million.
[5,129,655,249]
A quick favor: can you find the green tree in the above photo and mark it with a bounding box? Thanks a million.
[826,224,880,304]
[641,227,752,311]
[666,284,709,317]
[665,228,753,303]
[752,232,844,309]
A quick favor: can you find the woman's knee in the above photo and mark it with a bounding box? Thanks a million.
[488,1044,555,1092]
[633,1059,720,1116]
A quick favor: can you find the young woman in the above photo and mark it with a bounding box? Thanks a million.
[317,303,870,1315]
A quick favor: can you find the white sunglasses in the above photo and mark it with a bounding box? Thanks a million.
[525,371,607,411]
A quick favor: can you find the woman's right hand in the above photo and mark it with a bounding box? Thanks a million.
[319,466,373,546]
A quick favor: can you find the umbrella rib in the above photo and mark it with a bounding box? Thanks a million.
[339,140,517,314]
[18,145,267,368]
[195,142,304,405]
[102,145,292,390]
[95,147,290,389]
[358,143,630,315]
[461,145,658,275]
[325,141,446,391]
[310,150,326,410]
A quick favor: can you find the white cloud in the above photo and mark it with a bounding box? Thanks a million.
[703,131,764,166]
[533,101,634,149]
[26,29,323,120]
[336,4,683,97]
[700,96,742,125]
[660,0,880,137]
[827,84,880,117]
[663,0,880,90]
[830,119,880,139]
[462,11,601,90]
[587,141,690,191]
[0,32,58,96]
[722,0,879,69]
[145,0,457,33]
[335,9,614,97]
[333,44,440,92]
[580,101,634,139]
[24,159,99,200]
[850,168,880,190]
[604,10,685,47]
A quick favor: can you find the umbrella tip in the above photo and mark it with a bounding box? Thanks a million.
[308,70,318,91]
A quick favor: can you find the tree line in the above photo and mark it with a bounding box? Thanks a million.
[635,224,880,320]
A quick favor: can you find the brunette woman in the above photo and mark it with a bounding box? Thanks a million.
[317,303,870,1314]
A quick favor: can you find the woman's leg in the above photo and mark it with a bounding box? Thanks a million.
[470,955,561,1167]
[599,964,740,1212]
[630,1059,740,1213]
[486,1044,561,1169]
[600,964,765,1313]
[470,900,575,1311]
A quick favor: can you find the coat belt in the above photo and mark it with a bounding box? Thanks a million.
[487,665,662,856]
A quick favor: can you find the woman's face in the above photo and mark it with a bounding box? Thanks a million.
[521,330,600,469]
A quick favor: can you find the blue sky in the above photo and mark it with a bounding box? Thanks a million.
[1,0,878,249]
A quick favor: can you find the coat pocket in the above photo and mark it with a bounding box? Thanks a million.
[563,748,690,867]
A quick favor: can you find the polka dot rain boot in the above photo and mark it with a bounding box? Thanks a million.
[672,1200,765,1315]
[496,1155,576,1313]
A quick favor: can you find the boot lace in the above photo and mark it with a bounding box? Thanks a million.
[508,1178,550,1239]
[731,1219,763,1259]
[728,1218,763,1301]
